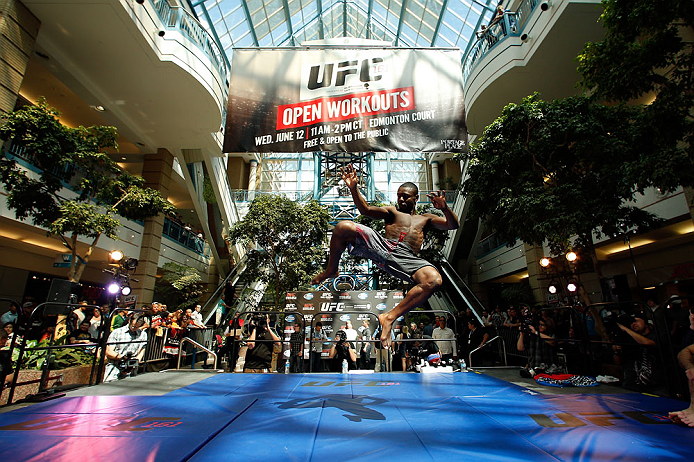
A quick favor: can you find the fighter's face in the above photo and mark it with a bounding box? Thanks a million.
[396,187,417,213]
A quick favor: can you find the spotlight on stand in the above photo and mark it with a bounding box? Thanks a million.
[565,251,577,262]
[567,279,578,293]
[108,282,120,294]
[539,257,551,268]
[109,250,123,263]
[548,282,559,294]
[121,285,132,296]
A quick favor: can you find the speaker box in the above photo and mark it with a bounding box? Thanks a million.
[45,279,81,315]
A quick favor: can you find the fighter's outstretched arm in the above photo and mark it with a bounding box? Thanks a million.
[426,191,459,230]
[341,164,391,219]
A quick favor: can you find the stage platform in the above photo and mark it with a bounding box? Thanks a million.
[0,370,691,461]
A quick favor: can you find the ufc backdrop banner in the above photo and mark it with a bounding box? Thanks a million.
[283,290,406,358]
[224,48,468,153]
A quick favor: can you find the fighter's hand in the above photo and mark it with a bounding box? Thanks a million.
[339,164,359,190]
[427,190,448,210]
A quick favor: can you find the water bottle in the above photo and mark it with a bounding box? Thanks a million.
[459,358,467,371]
[342,359,348,374]
[285,361,290,374]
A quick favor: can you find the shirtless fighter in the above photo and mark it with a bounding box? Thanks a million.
[312,164,459,348]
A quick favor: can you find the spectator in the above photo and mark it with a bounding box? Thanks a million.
[517,318,557,376]
[343,321,358,345]
[466,319,490,365]
[1,322,16,350]
[70,320,94,345]
[433,317,457,362]
[244,314,281,373]
[423,317,435,336]
[111,309,127,330]
[191,305,204,327]
[0,330,16,388]
[67,301,89,333]
[481,310,492,327]
[396,325,411,372]
[617,313,657,390]
[373,323,395,372]
[418,322,425,333]
[411,335,440,364]
[329,330,357,372]
[88,308,104,340]
[104,314,148,382]
[504,306,521,329]
[357,320,372,369]
[490,305,507,328]
[1,302,18,326]
[289,324,304,373]
[311,322,328,372]
[185,308,205,329]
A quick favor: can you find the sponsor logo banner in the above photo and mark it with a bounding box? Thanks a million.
[224,48,467,153]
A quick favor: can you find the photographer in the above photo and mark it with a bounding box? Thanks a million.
[517,318,557,376]
[329,330,357,372]
[615,313,657,390]
[244,314,281,373]
[104,314,148,382]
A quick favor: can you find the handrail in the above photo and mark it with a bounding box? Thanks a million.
[150,0,229,82]
[462,0,541,85]
[468,335,507,368]
[177,337,217,370]
[229,189,457,204]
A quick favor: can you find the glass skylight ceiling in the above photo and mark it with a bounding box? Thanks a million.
[191,0,497,58]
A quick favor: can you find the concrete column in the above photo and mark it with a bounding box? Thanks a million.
[684,186,694,224]
[131,149,173,305]
[431,161,440,190]
[0,0,40,113]
[248,159,258,201]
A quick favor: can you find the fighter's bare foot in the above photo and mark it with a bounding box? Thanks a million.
[669,409,694,427]
[378,313,394,349]
[311,270,338,285]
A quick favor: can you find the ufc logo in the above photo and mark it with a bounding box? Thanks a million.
[307,58,384,90]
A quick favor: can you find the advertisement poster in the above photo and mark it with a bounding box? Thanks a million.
[283,290,406,359]
[224,48,467,153]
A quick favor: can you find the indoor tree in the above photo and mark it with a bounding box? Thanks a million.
[0,98,175,282]
[226,194,329,312]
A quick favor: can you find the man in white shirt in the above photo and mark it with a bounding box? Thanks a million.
[343,321,358,346]
[104,314,148,382]
[191,304,204,326]
[432,317,457,362]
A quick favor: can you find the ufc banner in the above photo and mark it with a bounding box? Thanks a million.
[223,48,468,153]
[283,290,406,358]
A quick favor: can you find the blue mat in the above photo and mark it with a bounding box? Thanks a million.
[0,372,691,461]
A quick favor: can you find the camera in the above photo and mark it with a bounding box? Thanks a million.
[116,352,139,379]
[520,308,534,334]
[602,311,634,342]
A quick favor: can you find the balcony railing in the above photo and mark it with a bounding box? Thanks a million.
[462,0,541,85]
[230,189,457,205]
[151,0,229,83]
[163,218,210,257]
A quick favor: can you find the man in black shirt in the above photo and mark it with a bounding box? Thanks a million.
[289,324,304,373]
[244,314,281,373]
[329,330,357,372]
[70,321,94,344]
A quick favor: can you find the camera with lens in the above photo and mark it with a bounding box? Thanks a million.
[602,311,634,342]
[116,352,139,379]
[520,308,535,334]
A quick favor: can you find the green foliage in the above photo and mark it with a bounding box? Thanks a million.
[457,93,664,255]
[500,281,536,309]
[203,174,217,204]
[577,0,694,194]
[227,194,330,310]
[0,98,175,282]
[12,338,94,370]
[155,262,205,310]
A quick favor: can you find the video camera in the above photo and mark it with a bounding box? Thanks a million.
[602,310,635,342]
[116,352,139,379]
[520,307,535,334]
